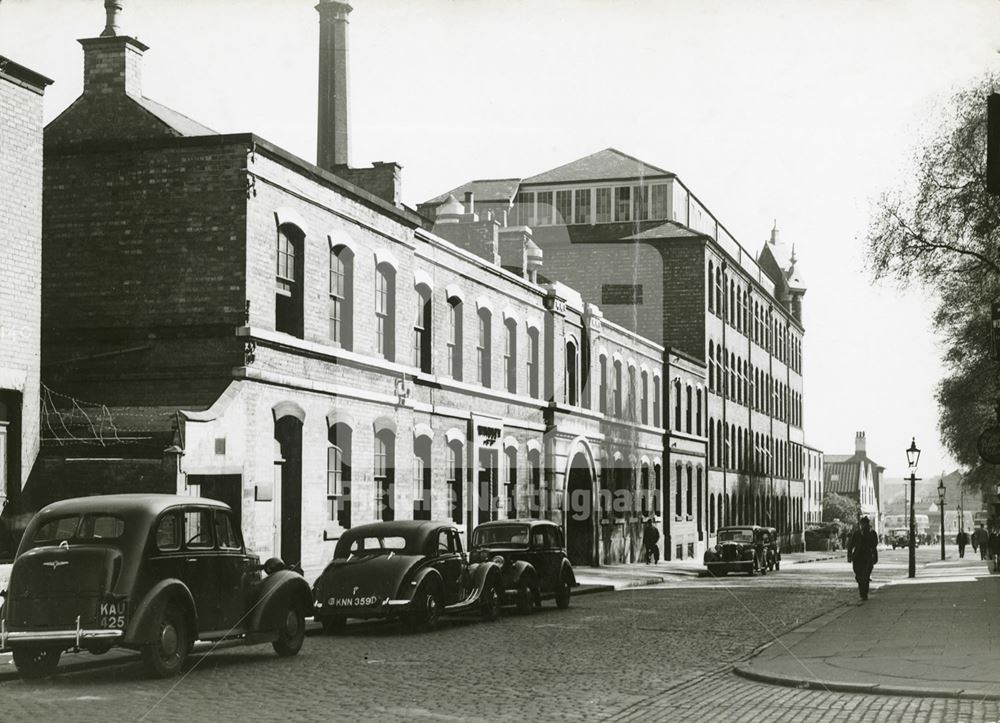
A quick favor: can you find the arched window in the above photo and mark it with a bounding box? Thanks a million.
[709,492,716,533]
[708,260,715,314]
[599,355,608,414]
[674,463,682,516]
[504,318,518,393]
[526,326,539,399]
[329,245,353,348]
[708,418,715,466]
[565,340,578,405]
[327,423,352,528]
[653,376,661,427]
[715,267,723,316]
[673,379,682,430]
[654,464,662,517]
[640,463,651,516]
[628,366,637,421]
[641,371,649,424]
[413,436,432,520]
[686,466,693,517]
[729,353,736,400]
[413,285,431,372]
[446,440,463,525]
[708,340,715,392]
[374,430,395,521]
[613,359,623,417]
[275,223,304,337]
[696,388,702,436]
[716,419,723,467]
[685,384,693,433]
[477,308,492,387]
[375,263,396,361]
[447,297,463,380]
[696,467,703,533]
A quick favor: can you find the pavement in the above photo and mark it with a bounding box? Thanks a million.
[573,550,841,590]
[734,556,1000,700]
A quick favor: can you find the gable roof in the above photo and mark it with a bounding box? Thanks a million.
[522,148,674,185]
[824,459,860,494]
[133,95,217,137]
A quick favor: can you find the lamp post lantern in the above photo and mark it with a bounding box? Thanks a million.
[938,477,946,561]
[906,438,921,578]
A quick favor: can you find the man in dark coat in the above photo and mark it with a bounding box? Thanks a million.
[642,519,660,564]
[956,529,970,558]
[847,517,879,600]
[973,524,990,561]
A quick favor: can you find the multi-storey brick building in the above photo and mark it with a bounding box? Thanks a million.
[423,150,818,557]
[0,55,51,554]
[29,1,667,575]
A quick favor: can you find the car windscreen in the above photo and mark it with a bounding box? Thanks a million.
[334,534,413,558]
[31,514,126,546]
[717,529,753,543]
[472,524,530,548]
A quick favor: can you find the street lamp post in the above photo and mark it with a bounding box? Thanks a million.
[906,438,921,579]
[938,477,946,561]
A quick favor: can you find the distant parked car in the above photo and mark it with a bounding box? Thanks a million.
[470,519,576,613]
[889,529,912,549]
[312,521,503,633]
[704,525,768,576]
[0,494,311,679]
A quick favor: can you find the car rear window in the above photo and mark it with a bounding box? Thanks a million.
[33,514,126,544]
[334,534,413,558]
[472,524,530,547]
[718,529,753,543]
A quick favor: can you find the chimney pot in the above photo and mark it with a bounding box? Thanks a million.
[101,0,124,37]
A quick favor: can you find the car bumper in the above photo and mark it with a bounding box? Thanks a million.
[315,598,413,620]
[705,561,753,573]
[1,617,124,650]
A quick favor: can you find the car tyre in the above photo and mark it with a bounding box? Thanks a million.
[272,600,306,657]
[141,601,190,678]
[555,570,572,610]
[515,579,534,615]
[13,647,61,680]
[320,615,346,635]
[410,585,442,632]
[480,581,500,622]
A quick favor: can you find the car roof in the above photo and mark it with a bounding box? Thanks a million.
[475,519,556,528]
[37,494,230,518]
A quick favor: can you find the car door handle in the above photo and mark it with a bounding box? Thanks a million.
[186,558,198,563]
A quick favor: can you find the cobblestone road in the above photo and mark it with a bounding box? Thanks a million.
[3,554,997,722]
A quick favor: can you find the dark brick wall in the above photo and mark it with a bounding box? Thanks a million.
[42,141,249,409]
[661,240,707,360]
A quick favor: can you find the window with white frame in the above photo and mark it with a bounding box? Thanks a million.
[375,264,395,361]
[477,308,492,387]
[329,245,353,348]
[447,298,462,380]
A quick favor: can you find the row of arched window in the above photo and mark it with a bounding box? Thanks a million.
[712,492,805,534]
[564,340,662,427]
[706,420,807,480]
[706,260,802,373]
[707,341,803,426]
[671,379,704,436]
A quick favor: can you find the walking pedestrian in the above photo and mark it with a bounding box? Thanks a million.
[972,523,990,561]
[989,527,1000,574]
[642,518,660,564]
[957,529,969,559]
[847,516,879,600]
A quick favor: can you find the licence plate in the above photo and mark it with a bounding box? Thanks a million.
[99,600,128,629]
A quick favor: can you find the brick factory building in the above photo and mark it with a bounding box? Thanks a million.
[0,55,51,556]
[422,150,819,557]
[24,1,669,574]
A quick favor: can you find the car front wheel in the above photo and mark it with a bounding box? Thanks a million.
[555,570,572,609]
[141,602,190,678]
[273,601,306,657]
[480,582,500,622]
[13,647,61,679]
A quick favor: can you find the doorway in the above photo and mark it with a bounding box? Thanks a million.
[274,416,302,565]
[566,452,594,566]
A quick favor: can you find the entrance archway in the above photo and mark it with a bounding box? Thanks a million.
[274,415,303,566]
[566,452,594,566]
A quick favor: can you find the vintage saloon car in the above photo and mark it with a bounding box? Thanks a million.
[470,519,576,613]
[703,525,770,576]
[0,494,312,679]
[312,521,503,633]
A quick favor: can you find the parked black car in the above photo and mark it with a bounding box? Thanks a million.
[470,519,576,613]
[703,525,768,576]
[0,494,312,679]
[312,521,503,633]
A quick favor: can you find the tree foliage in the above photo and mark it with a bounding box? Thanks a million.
[822,491,860,524]
[865,75,1000,496]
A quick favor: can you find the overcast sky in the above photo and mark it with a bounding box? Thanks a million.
[3,0,998,478]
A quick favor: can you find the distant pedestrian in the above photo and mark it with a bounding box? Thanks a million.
[989,528,1000,574]
[642,518,660,564]
[973,524,990,561]
[847,516,879,600]
[957,529,970,559]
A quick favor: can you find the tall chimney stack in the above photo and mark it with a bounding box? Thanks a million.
[854,431,866,456]
[316,0,352,170]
